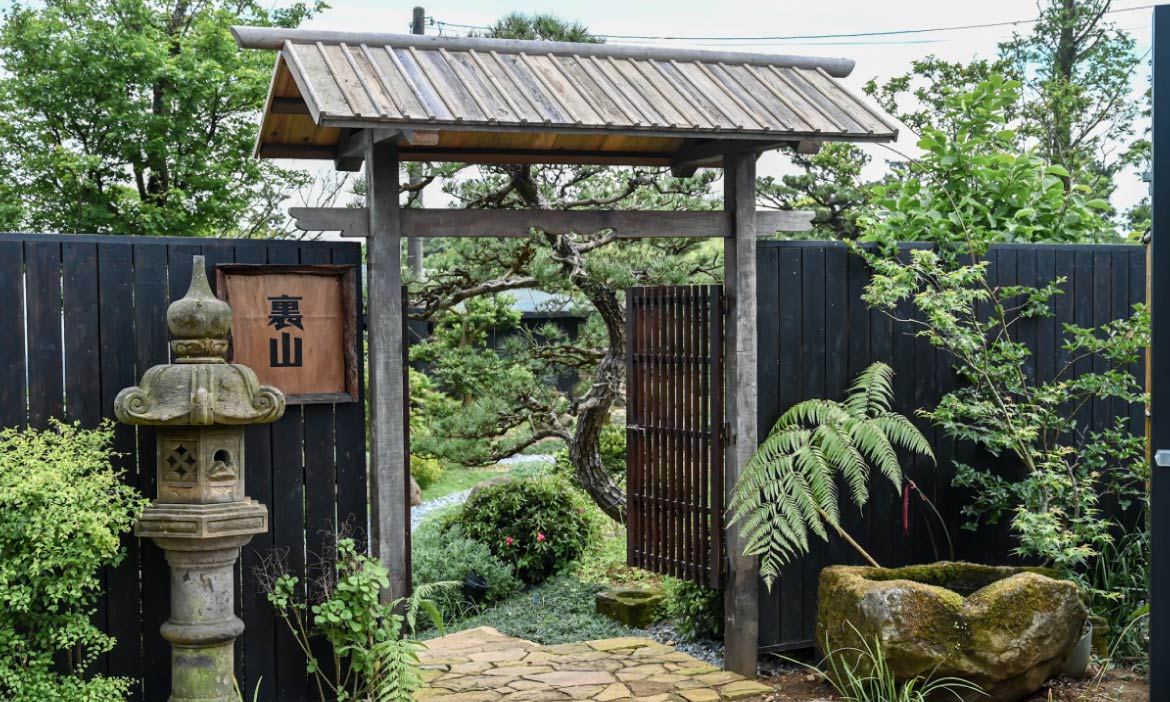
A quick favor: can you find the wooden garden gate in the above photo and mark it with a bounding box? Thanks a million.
[625,286,725,588]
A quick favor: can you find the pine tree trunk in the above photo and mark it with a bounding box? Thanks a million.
[546,230,627,522]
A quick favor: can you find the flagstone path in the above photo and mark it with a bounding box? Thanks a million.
[418,627,773,702]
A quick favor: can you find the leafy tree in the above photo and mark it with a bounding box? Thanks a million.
[861,77,1117,251]
[999,0,1141,198]
[757,143,871,240]
[0,0,321,237]
[865,56,1012,137]
[728,363,934,587]
[862,247,1149,575]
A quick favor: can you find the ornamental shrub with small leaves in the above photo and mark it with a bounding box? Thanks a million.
[0,420,148,702]
[861,241,1149,577]
[454,476,596,584]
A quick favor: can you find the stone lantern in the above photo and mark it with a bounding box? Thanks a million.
[115,255,285,702]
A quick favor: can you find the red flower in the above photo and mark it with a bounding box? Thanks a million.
[505,536,514,546]
[536,532,546,542]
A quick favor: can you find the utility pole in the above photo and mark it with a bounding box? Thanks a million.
[406,6,426,278]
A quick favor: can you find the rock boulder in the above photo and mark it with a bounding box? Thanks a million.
[817,562,1087,702]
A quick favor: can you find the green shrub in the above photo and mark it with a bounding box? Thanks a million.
[0,420,147,702]
[454,476,595,584]
[663,577,723,641]
[412,520,521,620]
[429,575,633,645]
[410,455,444,490]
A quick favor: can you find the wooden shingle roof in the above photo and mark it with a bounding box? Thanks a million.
[234,26,898,167]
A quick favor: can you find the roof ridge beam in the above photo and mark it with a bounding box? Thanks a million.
[231,25,856,77]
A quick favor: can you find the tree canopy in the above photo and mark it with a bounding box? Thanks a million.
[0,0,321,236]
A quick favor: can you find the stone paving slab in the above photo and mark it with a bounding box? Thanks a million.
[418,627,772,702]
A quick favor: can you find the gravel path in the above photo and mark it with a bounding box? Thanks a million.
[410,454,556,532]
[411,488,472,531]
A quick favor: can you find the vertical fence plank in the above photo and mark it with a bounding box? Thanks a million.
[799,246,826,641]
[332,244,367,538]
[132,242,172,702]
[755,248,779,639]
[96,242,140,687]
[232,241,277,702]
[24,241,63,428]
[267,243,310,702]
[62,242,101,427]
[709,285,724,590]
[0,241,25,426]
[625,289,639,569]
[774,247,803,644]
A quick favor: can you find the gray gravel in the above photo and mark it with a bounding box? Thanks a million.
[410,454,556,532]
[637,624,803,675]
[411,488,472,532]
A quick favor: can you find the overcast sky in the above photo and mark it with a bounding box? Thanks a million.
[292,0,1157,215]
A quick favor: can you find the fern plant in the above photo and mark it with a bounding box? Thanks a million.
[729,362,934,586]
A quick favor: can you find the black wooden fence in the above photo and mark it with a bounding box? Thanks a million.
[0,233,367,702]
[755,241,1147,652]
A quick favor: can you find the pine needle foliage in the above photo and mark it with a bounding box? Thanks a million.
[729,363,934,587]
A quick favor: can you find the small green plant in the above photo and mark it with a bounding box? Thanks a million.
[0,420,148,702]
[728,362,934,586]
[662,578,723,641]
[794,629,983,702]
[454,475,596,584]
[412,520,521,621]
[409,454,444,490]
[261,536,453,702]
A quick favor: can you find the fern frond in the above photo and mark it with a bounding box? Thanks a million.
[778,399,848,430]
[845,361,895,416]
[871,413,936,463]
[729,362,934,579]
[846,418,904,492]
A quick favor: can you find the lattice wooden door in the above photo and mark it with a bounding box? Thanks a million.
[625,286,725,587]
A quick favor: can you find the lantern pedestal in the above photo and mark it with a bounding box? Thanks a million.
[138,502,267,702]
[116,256,285,702]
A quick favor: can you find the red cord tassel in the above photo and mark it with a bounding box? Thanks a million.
[902,484,911,536]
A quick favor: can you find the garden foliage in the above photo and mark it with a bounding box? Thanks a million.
[453,476,596,584]
[729,362,934,586]
[859,76,1150,658]
[661,578,723,641]
[409,455,444,490]
[412,520,521,620]
[263,537,451,702]
[862,76,1116,253]
[0,421,147,702]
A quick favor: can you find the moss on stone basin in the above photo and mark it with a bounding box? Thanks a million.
[817,561,1087,702]
[595,589,664,628]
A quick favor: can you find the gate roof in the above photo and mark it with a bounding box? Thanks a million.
[233,26,898,166]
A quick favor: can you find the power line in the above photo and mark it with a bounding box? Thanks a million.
[433,3,1156,44]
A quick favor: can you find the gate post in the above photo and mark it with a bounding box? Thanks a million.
[1148,6,1169,699]
[115,256,285,702]
[722,152,759,675]
[365,135,411,601]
